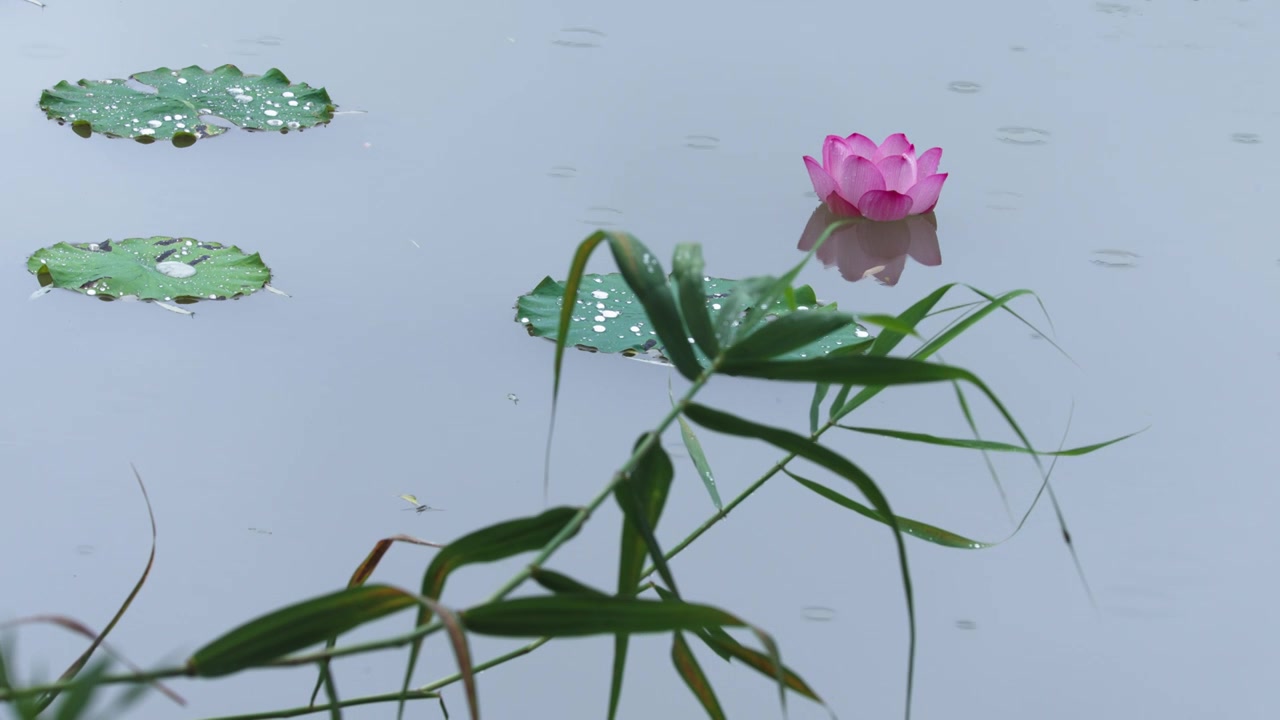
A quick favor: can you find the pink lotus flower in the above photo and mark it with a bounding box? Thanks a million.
[804,133,948,222]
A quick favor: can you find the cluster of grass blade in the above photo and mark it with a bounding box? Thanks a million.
[2,225,1133,720]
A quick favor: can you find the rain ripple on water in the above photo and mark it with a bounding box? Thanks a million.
[1090,249,1140,269]
[684,134,720,150]
[553,27,605,48]
[947,81,982,94]
[996,126,1050,145]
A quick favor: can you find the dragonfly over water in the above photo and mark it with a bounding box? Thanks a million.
[398,494,444,514]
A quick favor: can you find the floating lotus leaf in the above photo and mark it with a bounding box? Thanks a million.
[27,237,272,303]
[38,65,335,147]
[516,274,874,363]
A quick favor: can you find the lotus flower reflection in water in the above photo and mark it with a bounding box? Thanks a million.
[803,132,948,222]
[797,204,940,286]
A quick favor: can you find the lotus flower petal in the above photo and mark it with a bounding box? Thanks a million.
[804,156,838,201]
[917,147,942,177]
[837,156,885,209]
[874,133,912,161]
[877,154,918,193]
[805,132,946,220]
[906,173,948,213]
[857,190,914,222]
[823,135,852,172]
[844,133,878,160]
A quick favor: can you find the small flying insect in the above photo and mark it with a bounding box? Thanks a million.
[399,494,444,514]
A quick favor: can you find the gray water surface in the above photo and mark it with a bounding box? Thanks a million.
[1,1,1277,718]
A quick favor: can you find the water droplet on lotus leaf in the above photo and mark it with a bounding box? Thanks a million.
[156,261,196,279]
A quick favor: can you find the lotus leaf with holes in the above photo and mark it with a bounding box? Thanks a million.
[27,236,272,302]
[39,64,334,147]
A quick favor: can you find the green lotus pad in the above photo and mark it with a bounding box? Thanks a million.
[27,236,272,303]
[39,65,335,147]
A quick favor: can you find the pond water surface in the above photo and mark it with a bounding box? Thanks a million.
[1,1,1277,719]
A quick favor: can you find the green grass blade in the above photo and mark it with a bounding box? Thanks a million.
[402,507,580,718]
[461,596,745,637]
[855,313,923,338]
[0,639,40,720]
[672,243,720,358]
[786,471,993,549]
[695,629,824,705]
[652,585,732,662]
[421,507,582,603]
[422,600,477,720]
[532,568,607,596]
[604,232,703,379]
[52,660,109,720]
[948,380,1013,521]
[611,434,675,720]
[608,635,628,720]
[37,465,158,714]
[187,585,416,677]
[671,388,722,510]
[682,402,914,718]
[724,311,858,362]
[546,232,611,496]
[836,425,1140,456]
[865,284,957,358]
[712,276,775,346]
[723,354,991,387]
[311,534,442,706]
[809,383,830,436]
[614,434,679,597]
[736,218,850,337]
[672,633,726,720]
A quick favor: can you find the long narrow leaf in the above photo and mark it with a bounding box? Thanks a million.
[809,383,830,436]
[855,313,923,338]
[614,435,679,597]
[724,312,857,363]
[310,534,442,705]
[677,413,722,510]
[187,585,416,678]
[835,287,1042,420]
[838,425,1141,456]
[421,507,581,605]
[37,464,157,713]
[672,633,726,720]
[786,471,994,549]
[737,217,851,337]
[422,599,477,720]
[461,596,745,637]
[683,402,915,717]
[949,380,1013,521]
[696,629,823,705]
[401,507,581,717]
[611,434,676,719]
[724,353,987,387]
[605,232,703,379]
[712,276,775,346]
[672,244,720,358]
[531,568,607,597]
